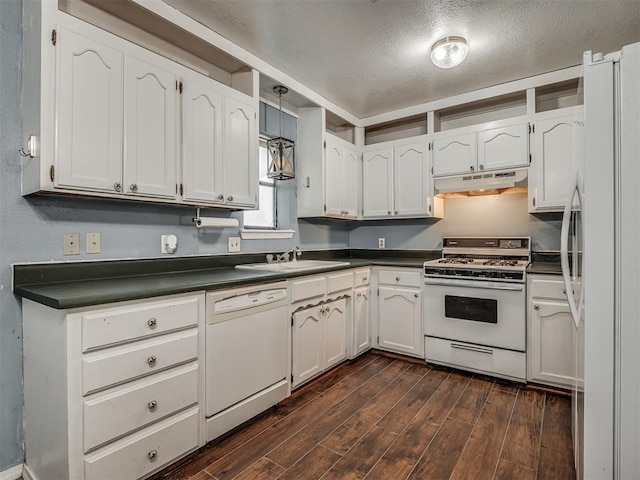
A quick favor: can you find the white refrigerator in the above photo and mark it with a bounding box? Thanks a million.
[567,42,640,479]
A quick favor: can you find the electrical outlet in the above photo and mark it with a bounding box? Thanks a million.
[228,236,241,253]
[378,238,385,249]
[86,233,101,254]
[63,233,80,255]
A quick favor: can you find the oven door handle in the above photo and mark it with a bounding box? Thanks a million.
[423,277,524,291]
[450,343,494,355]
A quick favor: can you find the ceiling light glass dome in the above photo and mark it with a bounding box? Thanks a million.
[431,36,468,69]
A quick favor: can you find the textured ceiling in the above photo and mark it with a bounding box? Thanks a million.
[162,0,640,119]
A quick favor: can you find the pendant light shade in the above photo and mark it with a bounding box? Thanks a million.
[431,36,468,69]
[267,86,295,180]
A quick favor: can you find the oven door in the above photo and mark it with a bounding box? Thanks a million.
[423,277,526,351]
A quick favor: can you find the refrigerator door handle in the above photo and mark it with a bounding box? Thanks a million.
[561,170,584,328]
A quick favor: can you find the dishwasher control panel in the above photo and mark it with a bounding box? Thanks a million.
[214,288,288,313]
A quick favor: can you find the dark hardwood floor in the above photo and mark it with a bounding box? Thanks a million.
[157,352,575,480]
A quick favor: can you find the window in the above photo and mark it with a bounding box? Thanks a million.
[243,141,276,228]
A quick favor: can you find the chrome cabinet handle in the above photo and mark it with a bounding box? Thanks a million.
[227,195,234,201]
[130,183,138,192]
[148,400,157,411]
[217,194,224,200]
[470,165,475,172]
[148,450,157,461]
[113,182,122,192]
[147,318,157,328]
[533,196,536,208]
[534,305,540,310]
[428,204,432,214]
[147,355,157,366]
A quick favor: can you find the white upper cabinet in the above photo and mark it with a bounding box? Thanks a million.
[222,96,257,207]
[432,132,477,177]
[324,139,344,217]
[182,73,224,204]
[362,139,441,219]
[477,123,529,172]
[342,147,359,217]
[529,107,584,212]
[56,26,123,193]
[432,120,529,177]
[362,148,393,217]
[123,54,177,199]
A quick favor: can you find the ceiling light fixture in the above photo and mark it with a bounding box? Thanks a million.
[430,36,468,69]
[267,86,295,180]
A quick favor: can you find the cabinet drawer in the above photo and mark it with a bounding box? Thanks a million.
[529,276,572,300]
[84,407,199,480]
[425,337,526,381]
[327,271,354,294]
[82,296,199,351]
[378,269,421,288]
[291,276,327,303]
[84,363,198,452]
[82,329,198,395]
[354,269,371,286]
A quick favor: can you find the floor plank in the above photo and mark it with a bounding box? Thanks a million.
[158,353,575,480]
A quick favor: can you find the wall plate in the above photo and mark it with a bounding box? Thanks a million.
[86,233,101,254]
[63,233,80,255]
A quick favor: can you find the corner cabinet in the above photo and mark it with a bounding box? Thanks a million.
[24,11,258,209]
[362,138,442,219]
[527,274,582,388]
[432,119,530,177]
[375,267,423,358]
[528,107,584,212]
[22,292,205,480]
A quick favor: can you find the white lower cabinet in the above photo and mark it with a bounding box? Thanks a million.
[353,284,371,357]
[22,292,205,480]
[528,274,578,388]
[375,268,423,358]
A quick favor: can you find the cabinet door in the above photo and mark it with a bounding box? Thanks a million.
[477,122,529,172]
[353,286,371,356]
[432,132,477,177]
[324,137,344,217]
[342,146,360,218]
[123,54,177,198]
[182,74,224,204]
[529,300,576,387]
[362,148,393,217]
[378,286,422,357]
[292,305,323,388]
[223,96,257,207]
[324,298,348,369]
[56,26,123,193]
[394,142,429,216]
[531,113,584,211]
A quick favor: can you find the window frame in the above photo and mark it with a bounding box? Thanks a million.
[243,139,277,229]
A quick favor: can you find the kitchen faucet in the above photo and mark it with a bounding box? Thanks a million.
[274,246,302,263]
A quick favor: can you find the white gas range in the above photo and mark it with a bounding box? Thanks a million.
[423,237,530,382]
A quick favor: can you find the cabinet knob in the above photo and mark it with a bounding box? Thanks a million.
[113,182,122,192]
[357,293,362,298]
[394,211,398,215]
[479,164,484,171]
[217,194,224,200]
[147,355,157,366]
[470,165,475,172]
[227,195,234,201]
[147,400,158,411]
[534,304,540,310]
[395,276,400,282]
[130,183,138,192]
[414,293,419,298]
[562,288,566,294]
[148,450,158,461]
[388,211,391,215]
[362,277,368,283]
[147,318,157,328]
[533,196,536,208]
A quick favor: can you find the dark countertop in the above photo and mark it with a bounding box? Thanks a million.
[14,249,438,310]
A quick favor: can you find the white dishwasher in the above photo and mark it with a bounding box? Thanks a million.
[205,282,290,442]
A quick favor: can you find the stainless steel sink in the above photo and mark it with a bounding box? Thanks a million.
[235,260,351,273]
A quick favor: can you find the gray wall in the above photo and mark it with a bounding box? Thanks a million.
[0,10,347,469]
[350,192,562,251]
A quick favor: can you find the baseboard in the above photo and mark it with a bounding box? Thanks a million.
[0,464,23,480]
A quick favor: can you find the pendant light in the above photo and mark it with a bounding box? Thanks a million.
[267,86,295,180]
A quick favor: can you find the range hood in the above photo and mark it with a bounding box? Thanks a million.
[434,169,528,196]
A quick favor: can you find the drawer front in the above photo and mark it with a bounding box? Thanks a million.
[84,363,198,452]
[82,296,199,351]
[327,271,354,294]
[84,407,199,480]
[354,269,371,286]
[378,269,421,288]
[82,329,198,395]
[425,337,526,381]
[291,276,327,303]
[529,276,575,300]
